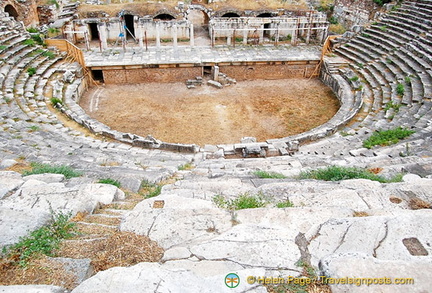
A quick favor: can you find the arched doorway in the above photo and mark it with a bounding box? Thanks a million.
[188,9,210,46]
[153,14,175,21]
[221,12,240,18]
[4,4,18,20]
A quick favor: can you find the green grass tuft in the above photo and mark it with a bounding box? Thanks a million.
[276,199,294,208]
[27,67,37,76]
[363,127,415,149]
[4,210,76,267]
[299,166,403,183]
[213,192,268,210]
[396,83,405,96]
[23,163,82,179]
[139,180,162,198]
[98,178,121,188]
[253,170,286,179]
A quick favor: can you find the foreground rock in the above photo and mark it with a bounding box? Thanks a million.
[72,263,266,293]
[0,173,125,248]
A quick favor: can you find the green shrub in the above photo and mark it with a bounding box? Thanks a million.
[212,192,268,210]
[328,16,338,24]
[373,0,391,6]
[27,27,39,33]
[276,200,294,208]
[253,170,286,179]
[379,25,387,32]
[4,210,76,267]
[357,63,364,68]
[50,97,63,107]
[30,34,44,46]
[178,163,194,170]
[361,33,370,38]
[98,178,121,188]
[396,83,404,96]
[43,50,56,60]
[23,163,82,179]
[404,76,411,85]
[139,180,162,198]
[23,39,36,47]
[384,101,401,113]
[27,67,37,76]
[0,45,7,50]
[350,76,359,82]
[363,127,415,149]
[299,166,403,183]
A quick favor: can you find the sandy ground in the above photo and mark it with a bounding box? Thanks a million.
[80,79,339,146]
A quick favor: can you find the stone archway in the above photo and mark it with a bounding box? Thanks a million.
[4,4,19,20]
[187,7,211,46]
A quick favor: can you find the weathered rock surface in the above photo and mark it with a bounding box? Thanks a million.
[71,263,266,293]
[0,171,24,199]
[319,253,432,293]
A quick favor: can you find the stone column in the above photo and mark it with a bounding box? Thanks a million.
[156,22,161,48]
[259,25,264,44]
[98,23,108,50]
[227,30,231,45]
[173,24,178,49]
[190,24,194,47]
[137,24,144,49]
[243,28,248,45]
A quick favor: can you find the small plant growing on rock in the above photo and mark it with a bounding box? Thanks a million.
[350,76,359,82]
[27,67,37,76]
[396,83,405,96]
[212,192,269,210]
[253,170,286,179]
[3,210,76,267]
[98,178,121,188]
[139,180,162,198]
[276,199,294,208]
[50,97,63,107]
[362,127,415,149]
[178,163,194,171]
[299,166,403,183]
[23,163,82,179]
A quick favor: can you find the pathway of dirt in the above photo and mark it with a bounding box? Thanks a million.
[80,79,339,146]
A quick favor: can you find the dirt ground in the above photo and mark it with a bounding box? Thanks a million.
[80,79,339,146]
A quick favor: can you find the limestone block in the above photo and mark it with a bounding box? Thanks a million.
[0,285,66,293]
[72,262,266,293]
[0,171,24,199]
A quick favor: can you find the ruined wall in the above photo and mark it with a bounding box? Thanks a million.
[219,61,320,80]
[333,0,379,28]
[1,0,39,26]
[101,67,202,84]
[99,61,320,84]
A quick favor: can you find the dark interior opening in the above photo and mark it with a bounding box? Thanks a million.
[257,13,272,18]
[153,14,175,21]
[89,23,99,41]
[222,13,240,18]
[4,5,18,20]
[92,70,104,82]
[203,66,212,76]
[124,14,135,39]
[263,23,271,38]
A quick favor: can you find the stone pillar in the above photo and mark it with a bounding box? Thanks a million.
[98,23,108,50]
[173,24,178,49]
[212,65,219,81]
[243,28,248,45]
[190,24,194,47]
[227,30,231,45]
[259,26,264,44]
[156,22,161,48]
[138,24,144,49]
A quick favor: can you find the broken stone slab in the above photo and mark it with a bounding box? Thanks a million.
[0,159,17,169]
[0,285,66,293]
[189,223,301,269]
[240,137,257,143]
[0,171,24,199]
[121,205,232,249]
[207,80,223,89]
[49,257,93,284]
[319,252,432,293]
[71,262,266,293]
[1,182,125,216]
[0,207,50,248]
[23,173,65,184]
